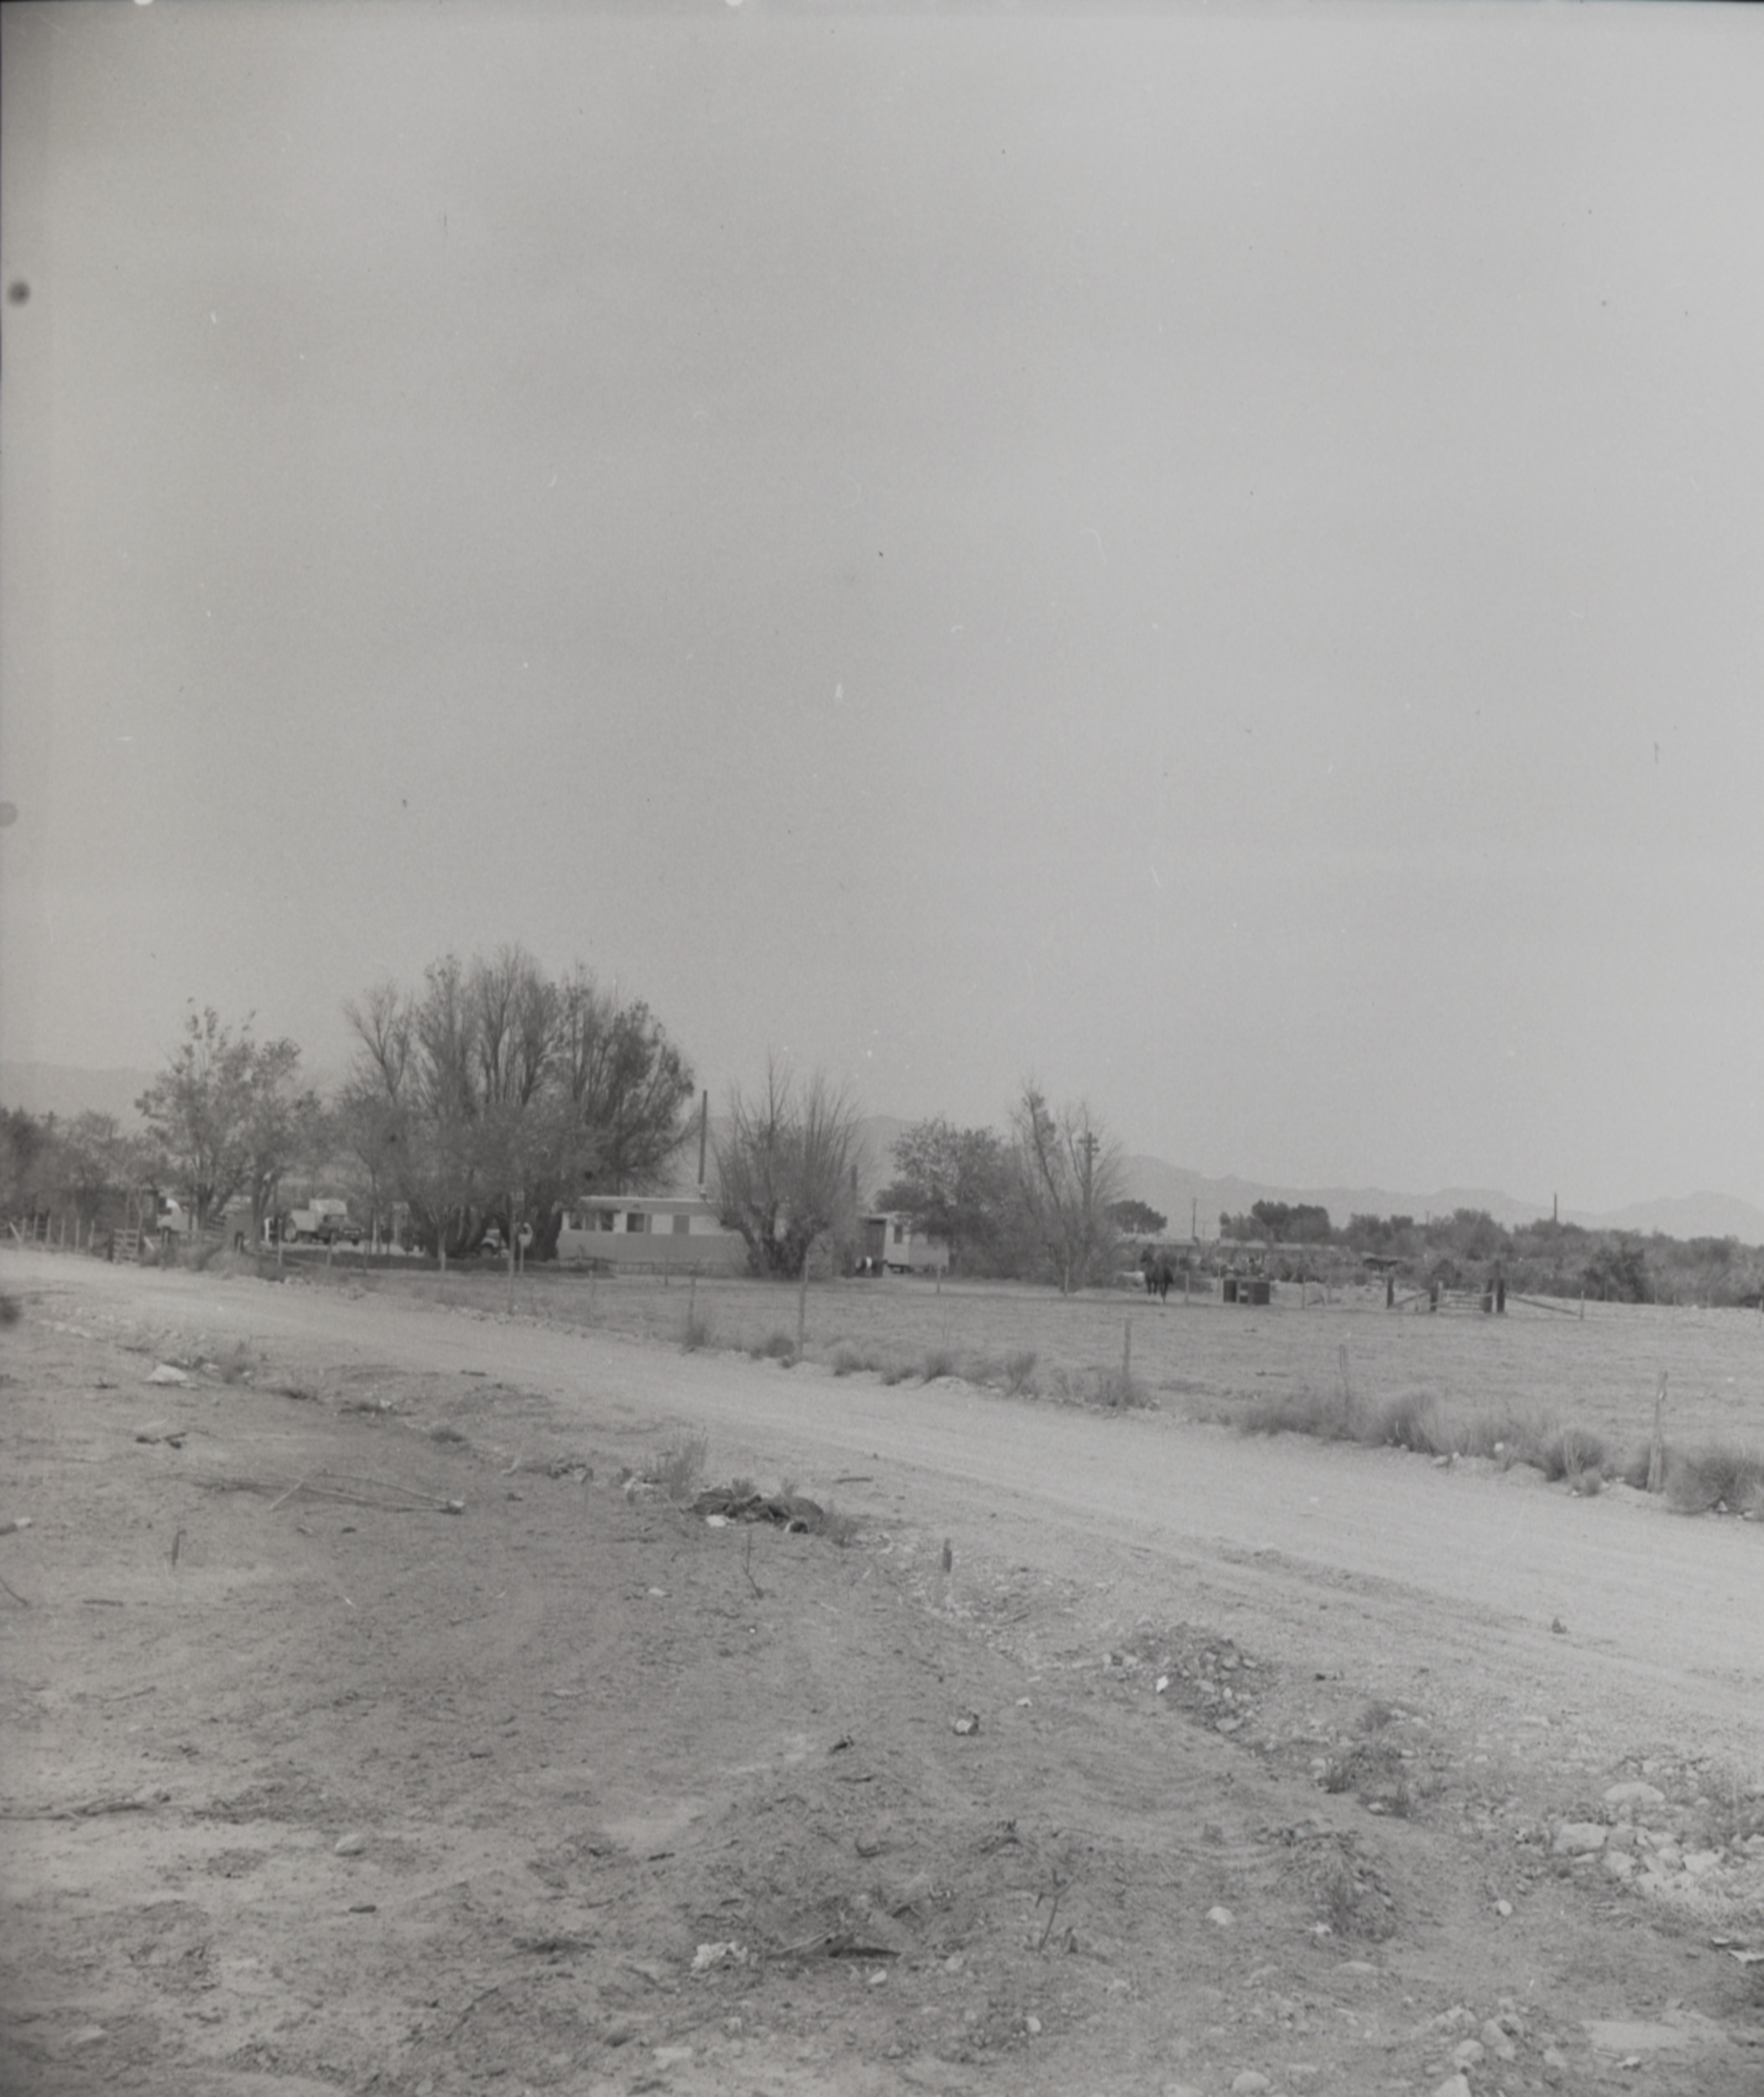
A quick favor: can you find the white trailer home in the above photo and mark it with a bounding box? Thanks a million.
[861,1212,950,1276]
[555,1194,747,1273]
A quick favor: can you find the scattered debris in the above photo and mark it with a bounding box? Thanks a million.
[147,1364,190,1386]
[690,1941,748,1973]
[692,1486,826,1533]
[951,1712,981,1736]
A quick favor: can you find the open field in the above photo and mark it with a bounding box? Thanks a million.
[4,1249,1763,2097]
[349,1266,1764,1465]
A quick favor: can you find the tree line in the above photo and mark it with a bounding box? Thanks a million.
[1212,1200,1764,1308]
[0,950,1134,1291]
[18,964,1751,1302]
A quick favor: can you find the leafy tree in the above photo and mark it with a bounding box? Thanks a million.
[136,1007,322,1239]
[1241,1199,1332,1243]
[1583,1238,1650,1303]
[1106,1198,1167,1239]
[1,1106,54,1219]
[1009,1085,1122,1293]
[56,1111,155,1231]
[877,1118,1012,1272]
[344,948,695,1266]
[714,1060,865,1281]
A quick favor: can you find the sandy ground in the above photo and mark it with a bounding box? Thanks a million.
[3,1250,1762,2097]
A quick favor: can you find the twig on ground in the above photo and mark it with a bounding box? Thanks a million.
[1036,1878,1068,1952]
[0,1573,32,1607]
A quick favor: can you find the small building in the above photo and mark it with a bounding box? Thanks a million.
[556,1194,747,1273]
[861,1212,950,1276]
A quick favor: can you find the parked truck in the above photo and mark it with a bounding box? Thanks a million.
[281,1199,362,1246]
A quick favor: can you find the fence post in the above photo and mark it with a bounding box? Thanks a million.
[1647,1371,1668,1493]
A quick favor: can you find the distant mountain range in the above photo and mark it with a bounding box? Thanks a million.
[4,1068,1759,1247]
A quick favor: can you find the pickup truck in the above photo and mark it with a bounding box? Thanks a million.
[284,1202,362,1246]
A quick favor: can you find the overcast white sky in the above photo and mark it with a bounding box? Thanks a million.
[3,1,1761,1212]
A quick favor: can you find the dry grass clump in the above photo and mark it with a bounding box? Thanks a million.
[1312,1850,1398,1942]
[652,1431,709,1503]
[1369,1393,1444,1455]
[831,1341,879,1377]
[679,1308,716,1353]
[1533,1424,1609,1483]
[1666,1442,1764,1516]
[1240,1386,1357,1440]
[1003,1348,1038,1397]
[920,1346,960,1384]
[748,1330,798,1366]
[1091,1366,1153,1410]
[878,1360,916,1387]
[1236,1387,1643,1499]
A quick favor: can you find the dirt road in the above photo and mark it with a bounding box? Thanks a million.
[28,1254,1763,1767]
[6,1250,1763,2097]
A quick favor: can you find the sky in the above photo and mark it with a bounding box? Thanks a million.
[3,0,1761,1214]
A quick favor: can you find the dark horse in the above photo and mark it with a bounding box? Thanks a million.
[1141,1247,1174,1302]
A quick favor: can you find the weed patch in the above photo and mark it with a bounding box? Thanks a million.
[680,1309,716,1353]
[653,1431,709,1503]
[1666,1442,1764,1516]
[1240,1386,1356,1441]
[1536,1425,1608,1483]
[1369,1393,1443,1454]
[1003,1349,1038,1397]
[921,1346,959,1384]
[1093,1365,1153,1410]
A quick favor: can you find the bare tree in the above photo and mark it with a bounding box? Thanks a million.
[1009,1084,1123,1293]
[714,1059,866,1282]
[343,950,695,1267]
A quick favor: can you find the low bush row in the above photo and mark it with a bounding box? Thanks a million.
[1235,1386,1764,1517]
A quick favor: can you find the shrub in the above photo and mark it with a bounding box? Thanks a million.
[1667,1443,1764,1515]
[1093,1366,1152,1410]
[653,1431,708,1503]
[1536,1426,1607,1483]
[217,1342,256,1386]
[1368,1394,1442,1455]
[750,1330,797,1365]
[1240,1386,1356,1441]
[921,1346,958,1384]
[1454,1408,1543,1462]
[830,1342,871,1377]
[879,1361,914,1387]
[1003,1349,1038,1397]
[820,1500,860,1546]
